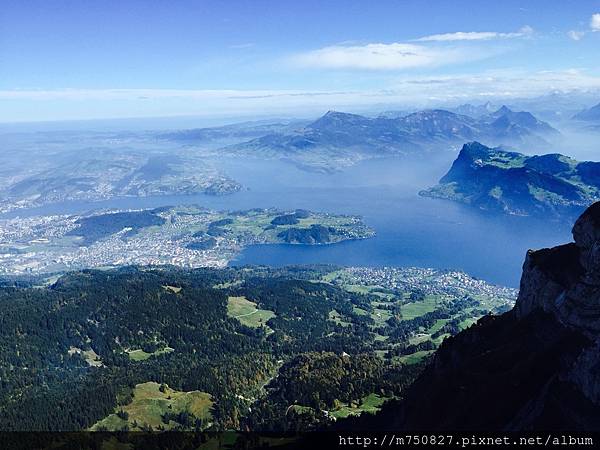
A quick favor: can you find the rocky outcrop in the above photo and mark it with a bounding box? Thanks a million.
[518,202,600,336]
[357,202,600,431]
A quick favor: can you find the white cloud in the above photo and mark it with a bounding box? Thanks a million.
[289,26,534,72]
[416,31,501,42]
[3,70,600,122]
[519,25,535,35]
[415,26,533,42]
[568,14,600,40]
[591,13,600,31]
[289,42,469,70]
[388,69,600,101]
[568,30,585,41]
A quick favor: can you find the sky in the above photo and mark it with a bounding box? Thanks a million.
[1,0,600,122]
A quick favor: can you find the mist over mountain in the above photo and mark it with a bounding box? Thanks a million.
[450,102,498,118]
[200,106,561,172]
[4,0,600,444]
[573,102,600,122]
[485,106,559,139]
[158,119,309,147]
[0,145,241,215]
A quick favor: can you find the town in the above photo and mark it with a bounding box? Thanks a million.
[0,206,375,275]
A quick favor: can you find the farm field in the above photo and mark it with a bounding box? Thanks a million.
[329,393,389,419]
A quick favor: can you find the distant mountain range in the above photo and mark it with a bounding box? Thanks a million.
[158,119,308,147]
[217,107,559,171]
[421,142,600,219]
[573,102,600,122]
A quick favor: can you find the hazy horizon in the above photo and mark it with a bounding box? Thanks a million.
[2,0,600,122]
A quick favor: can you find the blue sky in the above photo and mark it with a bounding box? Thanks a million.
[1,0,600,122]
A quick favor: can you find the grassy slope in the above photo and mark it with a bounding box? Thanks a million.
[227,296,276,331]
[400,296,440,320]
[91,382,212,431]
[329,393,389,419]
[126,347,174,362]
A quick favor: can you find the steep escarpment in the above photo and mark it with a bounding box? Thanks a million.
[358,202,600,431]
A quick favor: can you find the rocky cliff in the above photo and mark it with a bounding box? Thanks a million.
[359,203,600,430]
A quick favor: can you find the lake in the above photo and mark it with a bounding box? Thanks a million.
[2,154,572,287]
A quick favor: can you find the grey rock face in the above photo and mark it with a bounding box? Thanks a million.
[516,203,600,334]
[515,201,600,405]
[515,248,571,318]
[573,202,600,279]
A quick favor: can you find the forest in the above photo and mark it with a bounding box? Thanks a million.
[0,265,509,431]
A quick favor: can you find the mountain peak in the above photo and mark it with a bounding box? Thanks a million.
[487,107,559,137]
[455,141,499,161]
[322,110,360,119]
[494,105,513,116]
[307,110,369,128]
[425,141,594,219]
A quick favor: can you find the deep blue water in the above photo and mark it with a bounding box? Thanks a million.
[230,186,570,288]
[225,156,572,287]
[2,156,572,287]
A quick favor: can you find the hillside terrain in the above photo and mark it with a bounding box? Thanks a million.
[0,265,513,431]
[0,106,560,214]
[421,142,600,220]
[0,136,240,215]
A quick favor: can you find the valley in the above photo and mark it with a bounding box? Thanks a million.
[0,102,597,437]
[0,104,567,215]
[4,0,600,441]
[0,88,597,445]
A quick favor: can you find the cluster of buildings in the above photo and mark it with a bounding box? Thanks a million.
[340,266,517,301]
